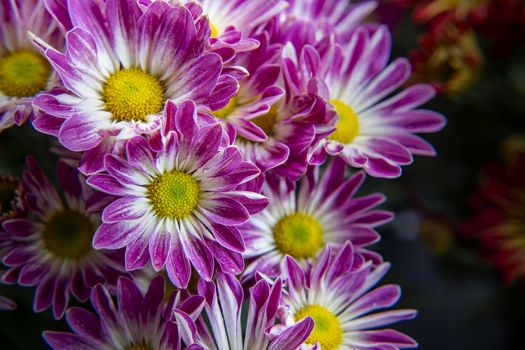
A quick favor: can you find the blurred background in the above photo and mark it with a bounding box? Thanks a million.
[1,0,525,349]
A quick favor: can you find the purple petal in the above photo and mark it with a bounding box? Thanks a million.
[149,229,171,271]
[200,197,250,225]
[43,332,96,350]
[59,114,102,152]
[166,240,191,288]
[102,197,147,223]
[269,317,314,350]
[93,221,146,250]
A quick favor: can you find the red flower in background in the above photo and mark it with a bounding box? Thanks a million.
[462,153,525,287]
[409,16,483,95]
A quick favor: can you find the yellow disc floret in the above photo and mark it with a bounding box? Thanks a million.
[147,170,200,220]
[273,212,323,259]
[212,96,238,119]
[328,99,360,144]
[210,21,220,38]
[295,305,343,350]
[103,68,165,122]
[42,210,95,260]
[251,105,278,135]
[0,50,51,97]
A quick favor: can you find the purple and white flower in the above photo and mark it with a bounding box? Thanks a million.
[275,0,378,49]
[44,275,203,350]
[178,272,314,350]
[0,158,125,319]
[0,0,62,132]
[88,100,268,288]
[242,157,392,278]
[275,242,418,350]
[32,0,238,174]
[189,0,287,58]
[310,27,446,178]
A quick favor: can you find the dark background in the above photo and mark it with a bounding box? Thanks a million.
[1,7,525,350]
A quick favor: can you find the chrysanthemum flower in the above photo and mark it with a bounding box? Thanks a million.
[310,26,446,178]
[44,275,203,350]
[141,0,287,59]
[462,153,525,286]
[276,242,418,350]
[210,31,302,174]
[32,0,237,174]
[0,0,62,132]
[242,158,392,278]
[189,0,287,56]
[178,272,313,350]
[226,40,334,179]
[0,158,125,318]
[410,18,483,96]
[211,32,283,141]
[276,0,378,48]
[88,100,267,288]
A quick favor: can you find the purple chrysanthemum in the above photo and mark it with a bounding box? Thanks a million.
[140,0,287,60]
[178,272,313,350]
[32,0,238,174]
[0,158,125,319]
[211,32,284,145]
[88,100,268,288]
[310,26,446,178]
[44,275,203,350]
[274,242,417,350]
[276,0,378,48]
[189,0,287,57]
[223,40,334,180]
[242,157,392,278]
[0,0,62,132]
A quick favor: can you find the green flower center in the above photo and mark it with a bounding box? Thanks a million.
[295,305,343,350]
[328,99,360,144]
[147,171,200,220]
[103,68,165,122]
[42,210,95,260]
[273,212,323,259]
[0,50,51,97]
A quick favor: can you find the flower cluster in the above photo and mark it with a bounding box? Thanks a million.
[0,0,447,349]
[382,0,525,95]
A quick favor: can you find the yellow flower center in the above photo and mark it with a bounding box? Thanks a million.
[210,21,220,38]
[42,210,95,260]
[328,99,360,144]
[103,68,165,122]
[0,50,51,97]
[212,96,239,120]
[295,305,343,350]
[273,212,323,259]
[251,106,278,135]
[147,171,200,220]
[236,105,279,144]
